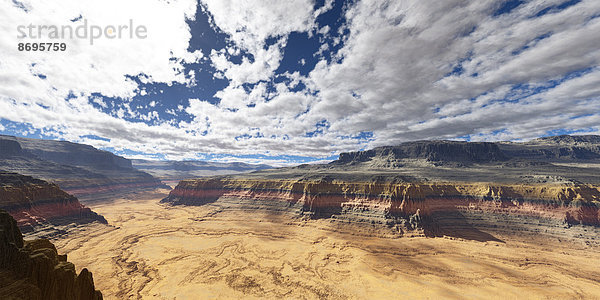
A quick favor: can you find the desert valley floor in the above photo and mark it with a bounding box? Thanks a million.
[51,189,600,300]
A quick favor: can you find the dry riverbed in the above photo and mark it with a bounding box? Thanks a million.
[53,189,600,299]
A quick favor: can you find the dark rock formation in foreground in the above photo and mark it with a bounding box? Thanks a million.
[0,171,106,235]
[162,135,600,244]
[0,135,168,203]
[0,210,102,299]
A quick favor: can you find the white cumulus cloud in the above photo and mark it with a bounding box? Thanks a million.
[1,0,600,164]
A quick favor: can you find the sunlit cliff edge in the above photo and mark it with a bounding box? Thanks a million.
[163,135,600,243]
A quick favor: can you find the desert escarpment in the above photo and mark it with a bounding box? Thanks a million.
[162,177,600,241]
[499,135,600,161]
[337,140,508,165]
[0,209,103,299]
[163,136,600,242]
[338,135,600,166]
[0,135,168,202]
[0,171,106,235]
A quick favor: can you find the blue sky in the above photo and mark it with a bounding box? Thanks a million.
[1,0,599,165]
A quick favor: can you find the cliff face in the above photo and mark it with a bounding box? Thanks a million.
[337,135,600,166]
[163,178,600,240]
[0,140,24,158]
[499,135,600,161]
[0,135,167,202]
[338,141,508,165]
[162,135,600,241]
[0,210,103,299]
[0,172,106,234]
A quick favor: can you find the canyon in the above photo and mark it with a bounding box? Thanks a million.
[163,135,600,245]
[1,135,600,298]
[163,178,600,243]
[52,189,600,299]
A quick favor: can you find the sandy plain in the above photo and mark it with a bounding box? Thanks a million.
[52,189,600,299]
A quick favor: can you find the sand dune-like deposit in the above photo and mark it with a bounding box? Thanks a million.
[50,189,600,299]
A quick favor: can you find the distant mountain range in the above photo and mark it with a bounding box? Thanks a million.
[336,135,600,166]
[132,159,272,186]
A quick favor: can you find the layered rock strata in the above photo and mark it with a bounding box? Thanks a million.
[0,135,167,202]
[163,178,600,241]
[0,172,106,234]
[0,210,103,299]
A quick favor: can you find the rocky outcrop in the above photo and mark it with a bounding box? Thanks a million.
[160,135,600,243]
[163,177,600,240]
[0,210,103,299]
[0,172,107,234]
[535,135,600,145]
[0,135,168,203]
